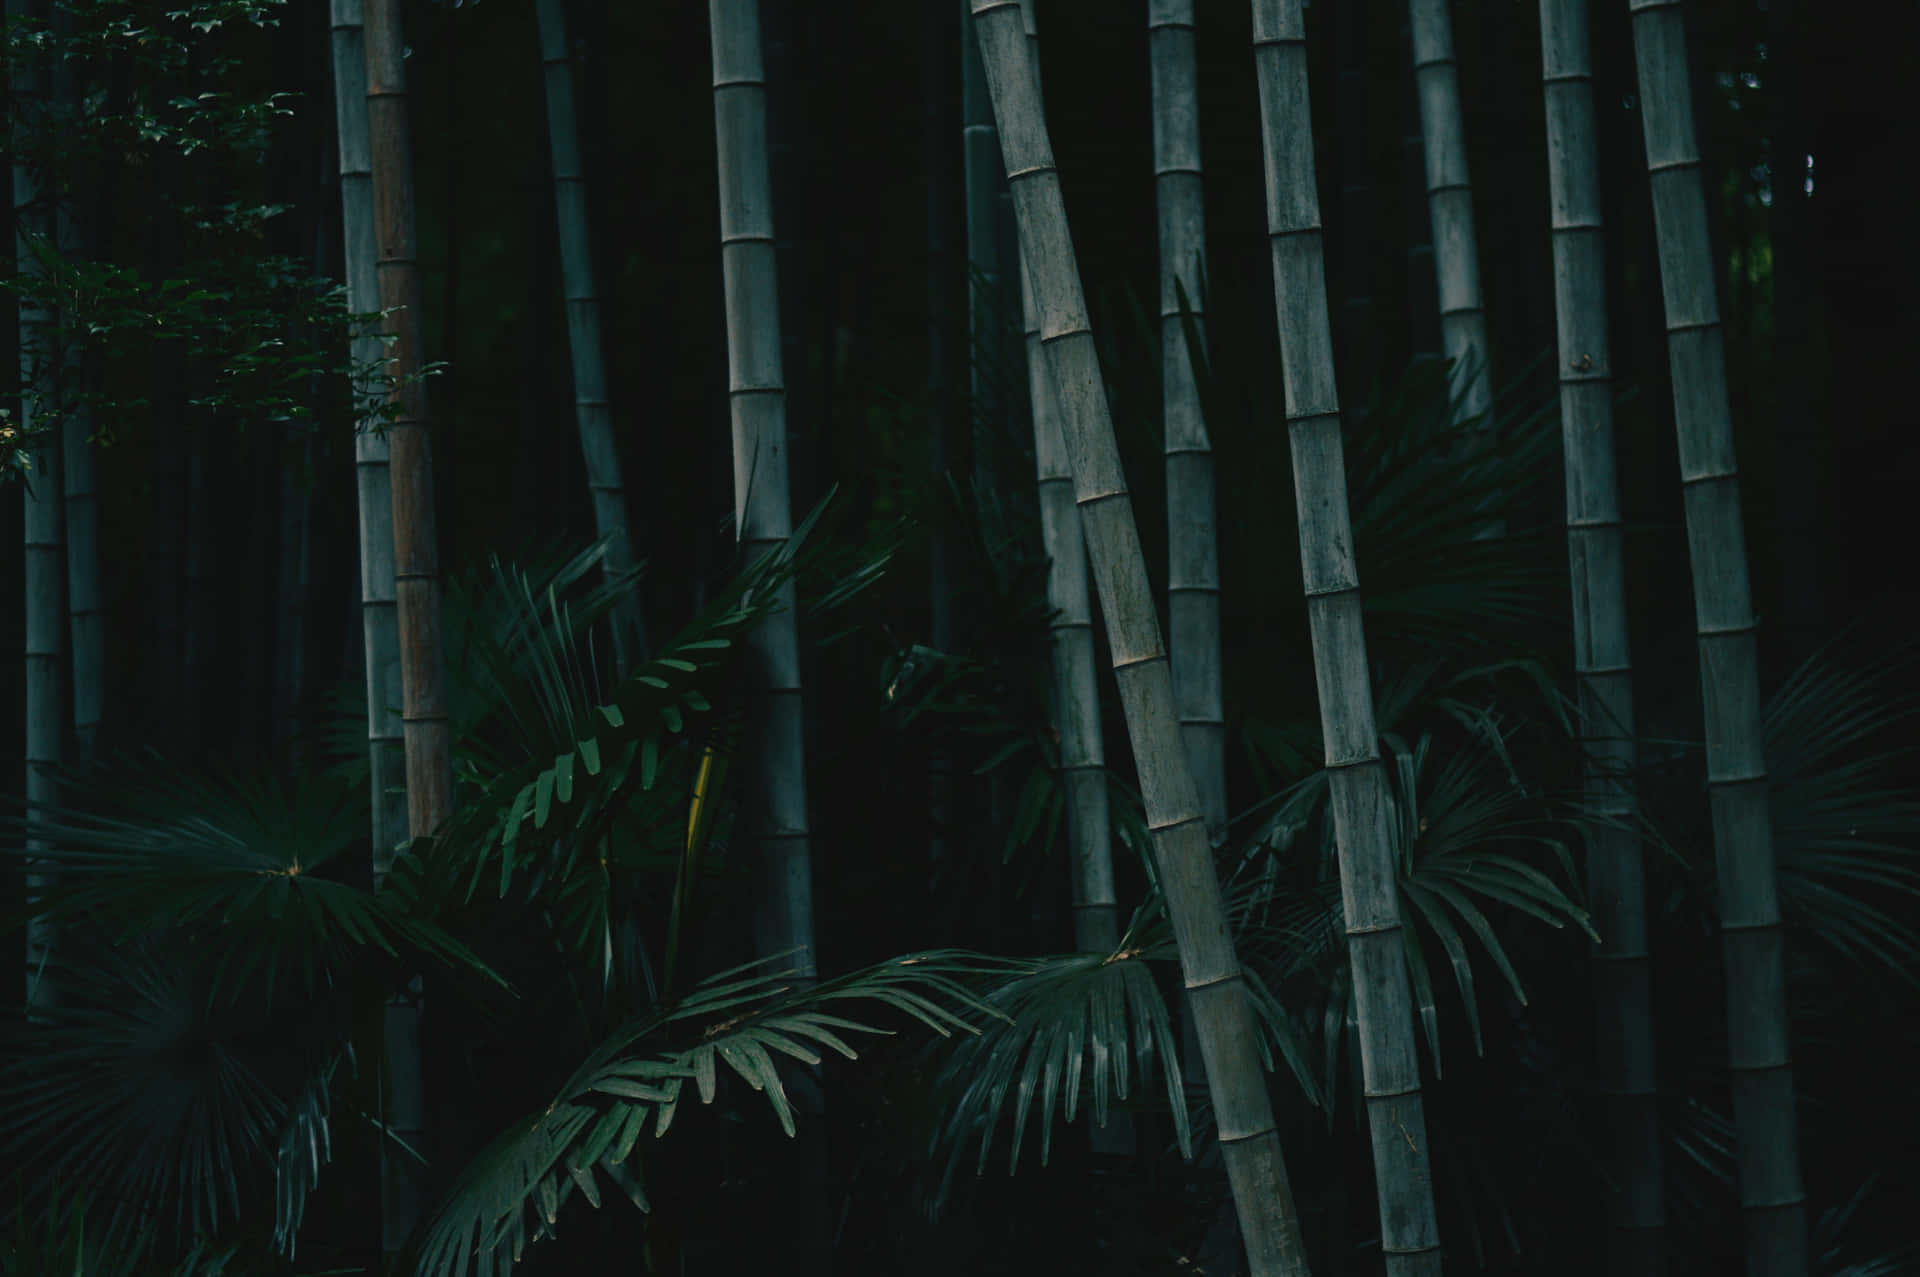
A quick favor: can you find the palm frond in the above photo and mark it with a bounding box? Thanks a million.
[0,753,496,1001]
[922,947,1187,1205]
[0,935,345,1265]
[1235,715,1592,1080]
[1764,634,1920,990]
[411,951,997,1277]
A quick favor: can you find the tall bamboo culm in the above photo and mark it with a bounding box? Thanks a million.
[535,0,646,673]
[11,0,62,1009]
[961,0,1002,497]
[1627,3,1807,1273]
[361,0,451,1252]
[709,0,817,987]
[1408,0,1491,422]
[1150,0,1225,848]
[1013,2,1116,958]
[1251,3,1443,1273]
[711,4,827,1267]
[47,2,100,767]
[971,6,1310,1273]
[1539,0,1666,1269]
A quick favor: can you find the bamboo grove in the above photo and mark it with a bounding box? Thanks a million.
[3,2,1915,1276]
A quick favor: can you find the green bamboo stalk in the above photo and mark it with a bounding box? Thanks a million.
[535,0,647,672]
[971,5,1310,1271]
[1539,0,1666,1268]
[1251,3,1443,1273]
[1150,0,1225,848]
[1627,3,1807,1273]
[710,0,817,986]
[1409,0,1492,422]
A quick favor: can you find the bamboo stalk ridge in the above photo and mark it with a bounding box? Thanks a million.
[1539,0,1667,1269]
[1251,2,1443,1273]
[1627,2,1808,1273]
[971,4,1311,1272]
[1409,0,1492,423]
[535,0,647,672]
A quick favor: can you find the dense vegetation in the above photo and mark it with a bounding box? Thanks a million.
[3,1,1915,1275]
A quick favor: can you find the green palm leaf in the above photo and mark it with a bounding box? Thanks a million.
[923,946,1185,1201]
[1764,635,1920,988]
[0,936,344,1267]
[411,951,995,1277]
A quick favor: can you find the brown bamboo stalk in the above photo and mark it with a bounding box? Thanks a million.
[362,0,450,1253]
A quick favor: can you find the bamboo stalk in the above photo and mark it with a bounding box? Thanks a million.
[11,0,62,1009]
[1409,0,1492,422]
[1014,7,1117,958]
[710,0,817,985]
[1627,3,1808,1273]
[535,0,647,672]
[972,5,1311,1272]
[357,0,449,1252]
[1251,3,1443,1273]
[1539,0,1666,1269]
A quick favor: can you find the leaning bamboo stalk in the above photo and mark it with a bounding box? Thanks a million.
[1014,13,1116,958]
[1538,0,1667,1269]
[535,0,646,672]
[710,0,818,986]
[1408,0,1491,422]
[1626,3,1808,1273]
[971,5,1310,1272]
[1251,3,1443,1274]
